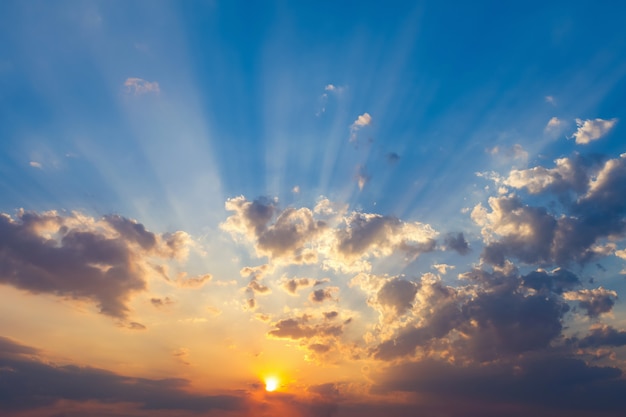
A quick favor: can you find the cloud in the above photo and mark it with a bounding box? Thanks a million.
[279,277,319,295]
[308,286,338,303]
[124,77,160,95]
[443,232,470,255]
[267,314,345,340]
[0,337,245,413]
[474,156,626,268]
[350,112,372,141]
[332,212,437,270]
[373,356,626,415]
[376,278,418,316]
[577,325,626,348]
[355,165,370,190]
[563,287,618,318]
[223,196,437,273]
[488,144,528,163]
[222,196,325,264]
[432,263,454,274]
[386,152,400,164]
[150,297,174,308]
[545,116,563,134]
[545,95,556,105]
[29,161,42,169]
[0,210,187,319]
[571,118,617,144]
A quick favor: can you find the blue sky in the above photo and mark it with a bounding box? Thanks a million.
[1,1,626,417]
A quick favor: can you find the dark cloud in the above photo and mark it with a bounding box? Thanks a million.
[376,278,418,315]
[222,197,325,263]
[150,297,173,307]
[373,268,574,362]
[309,287,337,303]
[0,211,149,318]
[374,355,626,415]
[104,215,157,250]
[386,152,400,164]
[521,268,580,294]
[267,315,344,340]
[563,287,618,318]
[248,279,271,294]
[336,213,436,262]
[443,232,470,255]
[0,338,245,413]
[577,326,626,348]
[479,154,626,267]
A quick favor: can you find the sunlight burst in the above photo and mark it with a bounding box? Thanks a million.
[265,376,279,392]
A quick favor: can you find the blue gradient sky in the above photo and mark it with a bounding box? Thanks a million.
[1,2,626,417]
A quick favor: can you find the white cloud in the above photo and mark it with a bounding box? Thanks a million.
[545,95,556,105]
[29,161,42,169]
[571,118,617,144]
[352,113,371,129]
[545,117,563,135]
[124,77,160,95]
[350,112,372,142]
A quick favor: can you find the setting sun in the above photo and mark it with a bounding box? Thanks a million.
[264,377,279,392]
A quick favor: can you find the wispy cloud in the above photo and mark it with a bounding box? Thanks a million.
[124,77,160,95]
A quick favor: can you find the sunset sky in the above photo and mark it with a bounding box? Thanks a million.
[1,1,626,416]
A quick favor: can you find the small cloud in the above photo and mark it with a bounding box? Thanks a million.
[350,112,372,142]
[386,152,400,164]
[325,84,346,94]
[488,144,528,163]
[571,118,617,144]
[29,161,42,169]
[545,117,563,135]
[545,95,556,105]
[356,165,370,191]
[124,77,160,95]
[292,185,300,194]
[433,263,455,274]
[128,322,146,330]
[150,297,174,308]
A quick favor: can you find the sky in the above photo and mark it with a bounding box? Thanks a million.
[1,1,626,416]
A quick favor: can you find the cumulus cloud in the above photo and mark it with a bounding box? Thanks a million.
[332,212,437,270]
[0,210,185,319]
[223,196,438,273]
[222,196,325,264]
[479,153,626,267]
[571,118,617,144]
[577,325,626,348]
[124,77,160,95]
[376,278,418,316]
[563,287,618,318]
[503,155,592,194]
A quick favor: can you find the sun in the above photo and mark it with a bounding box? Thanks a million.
[265,376,279,392]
